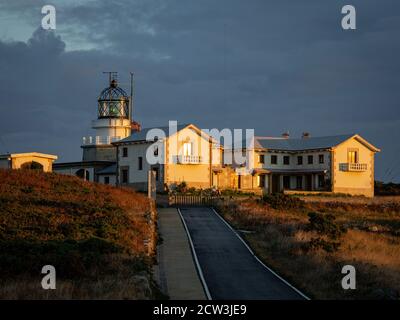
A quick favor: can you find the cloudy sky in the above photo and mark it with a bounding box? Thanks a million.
[0,0,399,181]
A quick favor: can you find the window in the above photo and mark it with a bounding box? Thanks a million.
[283,176,291,189]
[319,154,324,164]
[183,142,192,156]
[318,174,325,188]
[259,154,265,164]
[297,156,303,165]
[121,169,128,184]
[258,175,266,188]
[154,146,158,156]
[348,150,358,163]
[138,157,143,170]
[122,147,128,157]
[104,176,110,185]
[283,156,290,165]
[296,176,303,189]
[271,155,277,165]
[308,155,313,164]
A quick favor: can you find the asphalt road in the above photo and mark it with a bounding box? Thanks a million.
[179,207,306,300]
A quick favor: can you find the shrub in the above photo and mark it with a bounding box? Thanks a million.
[175,181,187,193]
[307,212,347,239]
[262,193,305,209]
[304,212,347,253]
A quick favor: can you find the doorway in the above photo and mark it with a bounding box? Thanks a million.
[305,175,312,191]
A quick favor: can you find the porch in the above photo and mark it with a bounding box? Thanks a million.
[248,169,330,194]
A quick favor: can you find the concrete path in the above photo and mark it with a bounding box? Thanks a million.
[155,208,206,300]
[179,207,307,300]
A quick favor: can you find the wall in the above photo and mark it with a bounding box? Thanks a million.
[118,142,155,184]
[82,145,117,161]
[11,155,55,172]
[54,167,96,182]
[0,159,10,169]
[92,118,131,139]
[164,126,215,189]
[332,137,375,197]
[99,174,116,186]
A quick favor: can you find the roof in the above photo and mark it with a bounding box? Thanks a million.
[53,160,114,169]
[0,152,58,160]
[114,123,193,144]
[97,164,117,175]
[254,134,355,151]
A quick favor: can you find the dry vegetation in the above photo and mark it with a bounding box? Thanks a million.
[217,194,400,299]
[0,169,161,299]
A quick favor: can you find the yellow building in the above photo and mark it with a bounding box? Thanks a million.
[113,123,222,191]
[230,133,380,197]
[0,152,58,172]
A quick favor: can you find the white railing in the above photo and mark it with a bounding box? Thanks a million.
[339,163,368,172]
[82,136,121,145]
[174,155,202,164]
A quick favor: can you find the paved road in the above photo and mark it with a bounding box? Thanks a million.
[179,207,306,300]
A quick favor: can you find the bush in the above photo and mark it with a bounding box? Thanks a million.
[175,181,187,193]
[307,212,347,239]
[304,212,347,253]
[262,193,305,209]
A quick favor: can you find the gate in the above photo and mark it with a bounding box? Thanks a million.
[168,194,222,207]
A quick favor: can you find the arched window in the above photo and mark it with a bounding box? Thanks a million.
[20,161,44,171]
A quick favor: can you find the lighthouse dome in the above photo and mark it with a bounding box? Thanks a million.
[97,79,130,119]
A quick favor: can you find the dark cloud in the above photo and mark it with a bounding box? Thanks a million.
[0,0,399,181]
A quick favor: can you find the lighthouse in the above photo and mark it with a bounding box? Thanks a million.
[82,73,140,161]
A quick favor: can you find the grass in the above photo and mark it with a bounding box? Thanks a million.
[216,194,400,299]
[0,169,161,299]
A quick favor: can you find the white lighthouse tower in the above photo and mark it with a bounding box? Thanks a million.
[82,73,140,161]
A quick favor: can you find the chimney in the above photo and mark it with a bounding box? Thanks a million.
[302,132,310,139]
[282,131,290,139]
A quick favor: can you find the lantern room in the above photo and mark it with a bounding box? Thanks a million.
[98,79,130,119]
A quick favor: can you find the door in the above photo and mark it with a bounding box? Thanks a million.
[305,175,312,191]
[272,174,280,193]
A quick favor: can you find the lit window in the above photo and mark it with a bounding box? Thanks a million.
[183,142,192,156]
[258,175,266,187]
[348,150,358,163]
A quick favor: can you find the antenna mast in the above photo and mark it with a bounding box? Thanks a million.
[129,72,134,122]
[102,71,118,85]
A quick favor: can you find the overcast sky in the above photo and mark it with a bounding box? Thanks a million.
[0,0,399,181]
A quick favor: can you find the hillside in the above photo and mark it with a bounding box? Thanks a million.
[217,194,400,299]
[0,169,159,299]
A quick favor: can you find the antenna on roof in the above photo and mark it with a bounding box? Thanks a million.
[130,72,134,122]
[102,71,118,86]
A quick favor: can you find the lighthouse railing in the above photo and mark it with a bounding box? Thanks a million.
[82,136,121,146]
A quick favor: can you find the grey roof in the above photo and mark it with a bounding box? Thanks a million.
[96,163,117,175]
[254,134,354,151]
[115,124,190,144]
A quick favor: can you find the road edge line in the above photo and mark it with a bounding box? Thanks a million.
[177,208,212,300]
[211,207,311,300]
